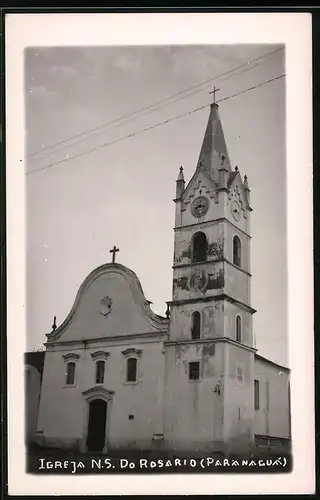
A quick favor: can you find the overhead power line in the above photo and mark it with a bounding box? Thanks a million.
[26,73,285,177]
[27,47,283,161]
[28,61,261,165]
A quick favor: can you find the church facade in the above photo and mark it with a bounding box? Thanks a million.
[27,101,291,456]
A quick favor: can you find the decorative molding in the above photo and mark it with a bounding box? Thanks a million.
[45,330,169,348]
[121,348,142,358]
[62,353,80,362]
[174,217,251,239]
[46,263,169,343]
[167,293,256,314]
[82,386,114,403]
[236,362,245,384]
[173,258,252,277]
[183,175,217,207]
[100,296,113,317]
[164,337,257,354]
[189,269,208,292]
[91,351,110,360]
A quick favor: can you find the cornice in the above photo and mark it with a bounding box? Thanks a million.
[173,258,252,277]
[82,386,115,402]
[174,217,251,239]
[165,336,257,354]
[45,330,168,349]
[91,351,110,360]
[121,348,143,358]
[62,353,80,361]
[167,293,256,314]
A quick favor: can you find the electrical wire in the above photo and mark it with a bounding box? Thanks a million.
[27,46,283,161]
[26,73,285,177]
[28,60,261,165]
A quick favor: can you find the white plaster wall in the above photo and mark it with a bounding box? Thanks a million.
[25,365,42,444]
[38,339,166,450]
[224,301,253,347]
[253,358,290,439]
[164,342,224,451]
[223,344,255,450]
[224,264,251,306]
[224,220,251,269]
[169,302,224,342]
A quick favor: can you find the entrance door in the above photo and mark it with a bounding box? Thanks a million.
[86,399,108,452]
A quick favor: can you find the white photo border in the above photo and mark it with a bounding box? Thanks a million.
[6,12,314,495]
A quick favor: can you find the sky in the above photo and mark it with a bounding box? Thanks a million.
[25,44,287,366]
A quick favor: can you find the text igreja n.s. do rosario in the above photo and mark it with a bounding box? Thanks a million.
[37,456,288,473]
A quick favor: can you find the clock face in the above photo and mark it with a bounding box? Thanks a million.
[191,196,209,218]
[231,200,241,221]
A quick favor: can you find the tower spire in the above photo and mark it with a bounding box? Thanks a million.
[175,166,185,199]
[197,96,231,184]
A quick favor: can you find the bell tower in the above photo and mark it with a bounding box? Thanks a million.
[164,100,257,455]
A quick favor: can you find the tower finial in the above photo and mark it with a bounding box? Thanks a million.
[209,86,220,105]
[176,165,185,199]
[176,166,185,182]
[52,316,57,331]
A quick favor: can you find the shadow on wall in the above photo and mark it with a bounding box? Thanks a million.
[25,351,45,445]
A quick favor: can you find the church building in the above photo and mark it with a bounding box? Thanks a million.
[26,98,291,456]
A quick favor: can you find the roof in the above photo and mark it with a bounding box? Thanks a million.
[255,353,290,372]
[227,171,238,187]
[196,103,232,182]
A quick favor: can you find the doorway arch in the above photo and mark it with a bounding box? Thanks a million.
[87,399,108,452]
[80,387,114,454]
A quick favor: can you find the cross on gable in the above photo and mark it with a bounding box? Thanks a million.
[109,245,119,263]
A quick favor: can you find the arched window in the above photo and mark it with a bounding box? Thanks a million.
[233,235,241,267]
[126,358,137,383]
[66,362,76,385]
[192,232,208,263]
[236,315,242,343]
[95,360,105,384]
[191,311,201,340]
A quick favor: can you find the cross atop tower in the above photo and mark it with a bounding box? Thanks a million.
[109,245,119,263]
[209,86,220,104]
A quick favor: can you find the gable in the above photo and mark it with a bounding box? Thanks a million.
[46,263,168,343]
[182,168,218,208]
[227,171,249,219]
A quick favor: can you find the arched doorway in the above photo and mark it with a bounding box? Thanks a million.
[86,399,108,452]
